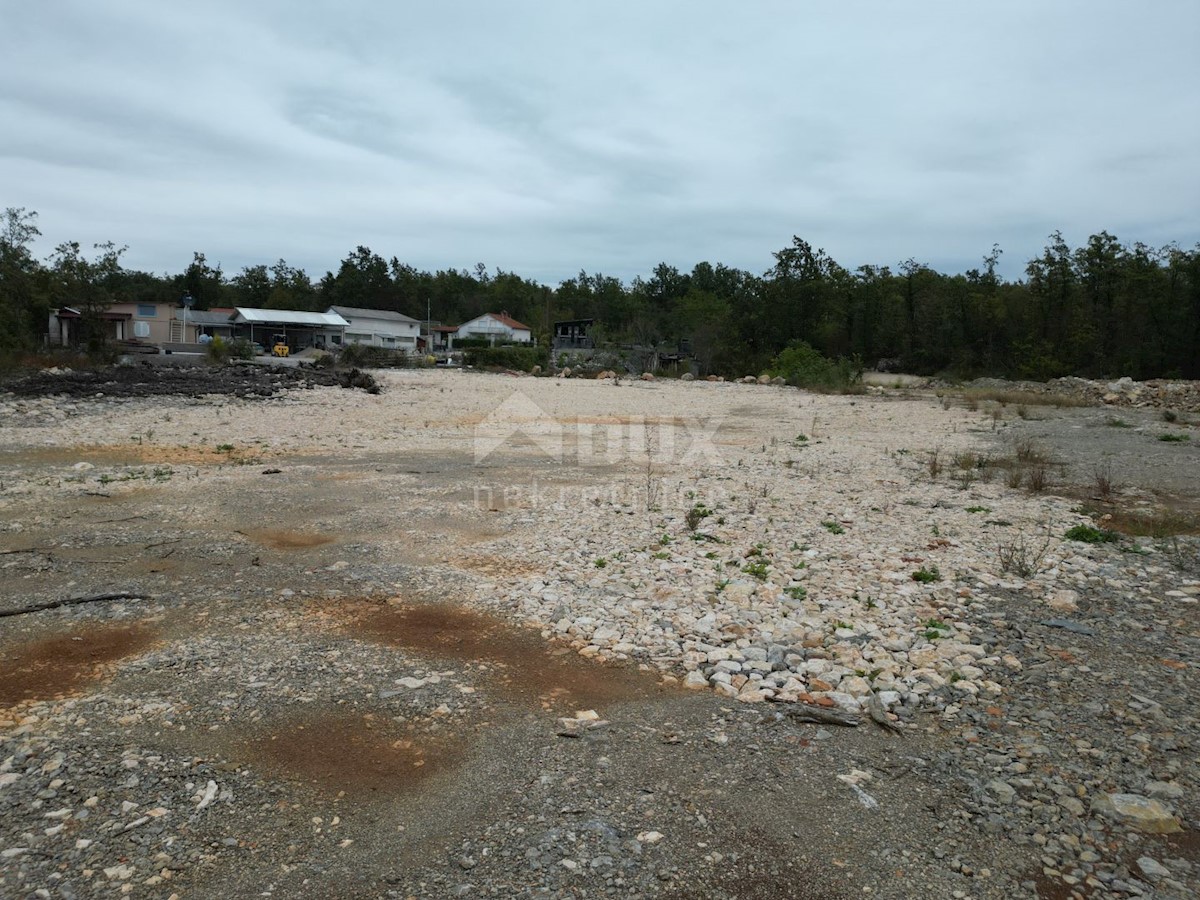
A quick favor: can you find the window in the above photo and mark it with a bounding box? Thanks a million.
[133,321,150,338]
[136,304,157,317]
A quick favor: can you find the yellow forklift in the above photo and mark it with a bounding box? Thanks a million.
[270,333,290,357]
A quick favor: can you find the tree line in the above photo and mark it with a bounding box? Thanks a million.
[3,207,1198,379]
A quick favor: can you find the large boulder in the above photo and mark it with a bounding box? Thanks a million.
[1091,793,1182,833]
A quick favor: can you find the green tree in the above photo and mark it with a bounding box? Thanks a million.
[48,240,127,352]
[0,207,46,353]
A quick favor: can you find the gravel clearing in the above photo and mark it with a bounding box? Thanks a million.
[0,367,1197,898]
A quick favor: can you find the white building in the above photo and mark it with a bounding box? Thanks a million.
[327,306,421,351]
[231,308,348,350]
[455,312,533,345]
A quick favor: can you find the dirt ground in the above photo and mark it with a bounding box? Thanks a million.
[0,367,1196,899]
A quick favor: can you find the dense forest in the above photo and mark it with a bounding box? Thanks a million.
[3,207,1198,379]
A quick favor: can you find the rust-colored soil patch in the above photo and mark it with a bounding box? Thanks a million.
[244,714,459,796]
[242,528,336,550]
[345,601,661,709]
[0,622,158,707]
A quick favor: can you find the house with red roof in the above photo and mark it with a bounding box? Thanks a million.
[454,312,532,345]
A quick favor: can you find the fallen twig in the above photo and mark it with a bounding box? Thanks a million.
[769,700,861,727]
[0,547,52,556]
[0,591,148,619]
[867,692,904,734]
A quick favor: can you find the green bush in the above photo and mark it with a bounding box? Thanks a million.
[338,343,411,368]
[769,341,862,390]
[464,345,549,372]
[1064,524,1119,544]
[911,565,942,583]
[227,337,255,360]
[205,336,229,363]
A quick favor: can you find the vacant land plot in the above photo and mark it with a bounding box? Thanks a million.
[0,368,1196,899]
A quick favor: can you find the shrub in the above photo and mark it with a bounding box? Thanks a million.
[227,337,255,360]
[463,346,549,372]
[685,503,711,531]
[339,344,411,368]
[205,335,229,363]
[1064,524,1119,544]
[769,341,862,391]
[1158,433,1189,443]
[911,565,942,583]
[742,559,770,580]
[997,531,1052,577]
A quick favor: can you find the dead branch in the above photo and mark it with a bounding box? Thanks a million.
[867,692,904,734]
[0,591,148,619]
[769,700,861,727]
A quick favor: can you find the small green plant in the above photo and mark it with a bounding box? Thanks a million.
[794,434,808,444]
[1163,410,1178,423]
[923,618,951,641]
[821,520,845,535]
[685,503,711,531]
[1105,416,1131,428]
[715,578,730,593]
[784,585,807,600]
[911,565,942,583]
[965,506,991,514]
[742,559,770,580]
[1064,524,1118,544]
[1158,433,1189,443]
[216,443,235,453]
[653,551,670,560]
[594,557,608,568]
[659,533,672,545]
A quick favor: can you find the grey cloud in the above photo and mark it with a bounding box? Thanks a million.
[1,0,1197,283]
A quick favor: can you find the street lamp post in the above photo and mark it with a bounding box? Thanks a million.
[181,293,195,344]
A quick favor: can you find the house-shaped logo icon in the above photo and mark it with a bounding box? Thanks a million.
[473,392,564,464]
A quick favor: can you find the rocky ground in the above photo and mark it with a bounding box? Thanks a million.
[0,366,1197,899]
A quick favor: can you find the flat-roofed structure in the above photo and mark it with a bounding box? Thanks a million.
[231,308,348,351]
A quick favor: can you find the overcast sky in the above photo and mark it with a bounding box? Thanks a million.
[3,1,1198,285]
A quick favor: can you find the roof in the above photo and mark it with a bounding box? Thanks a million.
[430,325,459,333]
[55,307,130,320]
[462,312,531,331]
[233,307,349,327]
[327,306,421,324]
[490,312,531,331]
[184,310,236,326]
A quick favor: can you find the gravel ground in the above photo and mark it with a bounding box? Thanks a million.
[0,367,1196,899]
